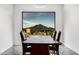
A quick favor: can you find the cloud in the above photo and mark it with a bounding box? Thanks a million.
[23,19,36,25]
[23,19,37,28]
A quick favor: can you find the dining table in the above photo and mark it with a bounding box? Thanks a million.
[23,35,61,55]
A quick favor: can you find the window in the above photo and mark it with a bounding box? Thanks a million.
[22,12,55,35]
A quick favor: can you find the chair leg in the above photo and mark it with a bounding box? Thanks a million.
[23,44,26,55]
[56,45,59,55]
[23,49,26,55]
[55,51,59,55]
[53,50,55,54]
[57,51,59,55]
[55,45,59,55]
[23,52,25,55]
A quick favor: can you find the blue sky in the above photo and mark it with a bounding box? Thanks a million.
[23,12,55,28]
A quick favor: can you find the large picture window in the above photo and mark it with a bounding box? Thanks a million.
[22,12,55,35]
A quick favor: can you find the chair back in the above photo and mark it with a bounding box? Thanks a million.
[57,31,61,42]
[52,31,57,41]
[20,31,24,41]
[53,31,57,39]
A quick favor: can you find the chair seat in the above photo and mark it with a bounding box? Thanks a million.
[25,52,31,55]
[49,45,52,47]
[49,46,56,50]
[27,46,31,48]
[49,44,62,50]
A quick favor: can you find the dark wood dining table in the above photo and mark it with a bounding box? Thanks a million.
[23,35,61,55]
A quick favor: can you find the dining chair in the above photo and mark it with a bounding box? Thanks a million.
[20,31,31,55]
[49,31,57,55]
[54,31,61,54]
[49,31,57,49]
[49,31,61,55]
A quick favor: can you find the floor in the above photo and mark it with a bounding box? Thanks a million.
[1,44,78,55]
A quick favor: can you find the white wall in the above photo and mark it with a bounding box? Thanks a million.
[13,4,64,45]
[0,5,13,54]
[64,4,79,54]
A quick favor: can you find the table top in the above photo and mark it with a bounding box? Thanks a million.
[23,35,61,44]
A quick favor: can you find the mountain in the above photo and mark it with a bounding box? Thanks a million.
[31,24,49,30]
[23,24,55,32]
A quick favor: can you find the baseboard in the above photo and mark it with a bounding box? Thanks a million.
[13,44,21,46]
